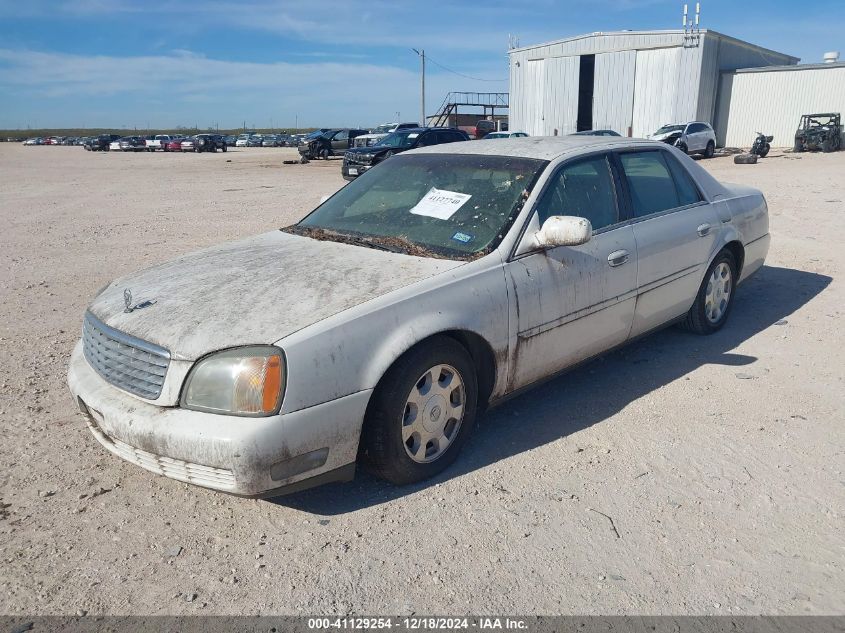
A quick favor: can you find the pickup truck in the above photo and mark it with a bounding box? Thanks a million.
[145,135,174,152]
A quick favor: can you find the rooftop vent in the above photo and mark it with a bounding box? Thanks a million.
[823,51,840,63]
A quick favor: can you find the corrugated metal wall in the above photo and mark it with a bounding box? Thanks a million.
[510,57,579,135]
[542,57,580,135]
[632,48,682,137]
[508,30,799,140]
[593,51,636,134]
[715,66,845,147]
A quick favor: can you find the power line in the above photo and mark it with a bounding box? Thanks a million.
[414,51,507,83]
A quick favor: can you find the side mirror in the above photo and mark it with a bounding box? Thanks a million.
[534,216,593,249]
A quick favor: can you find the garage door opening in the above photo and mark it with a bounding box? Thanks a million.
[577,54,595,132]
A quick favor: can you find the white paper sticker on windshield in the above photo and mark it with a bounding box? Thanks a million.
[407,133,419,138]
[409,188,472,220]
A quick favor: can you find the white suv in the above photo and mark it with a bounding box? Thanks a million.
[650,121,717,158]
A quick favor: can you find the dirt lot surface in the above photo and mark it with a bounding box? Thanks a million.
[0,144,842,616]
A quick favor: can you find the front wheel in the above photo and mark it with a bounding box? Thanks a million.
[674,140,688,154]
[759,144,770,158]
[319,148,330,160]
[704,140,715,158]
[361,336,478,485]
[681,250,737,335]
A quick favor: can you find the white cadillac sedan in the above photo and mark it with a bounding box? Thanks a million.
[68,137,770,497]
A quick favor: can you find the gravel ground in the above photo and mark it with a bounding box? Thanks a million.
[0,144,842,616]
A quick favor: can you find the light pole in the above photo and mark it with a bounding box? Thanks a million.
[411,48,425,126]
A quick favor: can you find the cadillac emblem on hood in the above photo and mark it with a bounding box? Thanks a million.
[123,288,133,313]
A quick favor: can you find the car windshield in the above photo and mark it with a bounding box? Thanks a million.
[374,131,421,148]
[288,153,547,259]
[655,124,685,134]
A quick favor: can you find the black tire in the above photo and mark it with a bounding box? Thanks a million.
[222,145,227,152]
[674,141,688,154]
[822,139,832,153]
[360,336,478,485]
[793,139,804,153]
[759,144,770,158]
[733,153,758,164]
[681,249,738,335]
[704,140,715,158]
[320,148,330,160]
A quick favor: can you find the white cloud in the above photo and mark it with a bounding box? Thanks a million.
[0,48,506,128]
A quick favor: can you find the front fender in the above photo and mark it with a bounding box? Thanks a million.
[276,256,510,414]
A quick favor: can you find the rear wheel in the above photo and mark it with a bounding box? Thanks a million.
[681,250,737,335]
[361,336,478,485]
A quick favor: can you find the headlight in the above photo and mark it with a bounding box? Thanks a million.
[181,346,285,417]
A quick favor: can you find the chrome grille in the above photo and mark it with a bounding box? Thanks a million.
[82,311,170,400]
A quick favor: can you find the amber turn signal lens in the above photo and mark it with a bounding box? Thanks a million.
[262,355,282,413]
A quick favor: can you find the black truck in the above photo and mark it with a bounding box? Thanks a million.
[84,134,122,151]
[341,127,470,180]
[298,128,368,160]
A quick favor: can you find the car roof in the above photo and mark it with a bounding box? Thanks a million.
[384,127,466,134]
[408,135,669,160]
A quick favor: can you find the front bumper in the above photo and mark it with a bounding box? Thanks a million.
[67,342,369,496]
[341,160,371,181]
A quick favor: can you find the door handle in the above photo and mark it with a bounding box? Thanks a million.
[607,250,629,267]
[697,223,712,237]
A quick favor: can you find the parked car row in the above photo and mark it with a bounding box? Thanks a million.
[235,133,303,148]
[80,134,229,153]
[23,136,89,146]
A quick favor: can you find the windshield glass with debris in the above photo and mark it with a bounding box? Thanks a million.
[655,124,685,134]
[288,154,547,259]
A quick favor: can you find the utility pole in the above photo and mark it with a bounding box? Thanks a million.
[412,48,425,125]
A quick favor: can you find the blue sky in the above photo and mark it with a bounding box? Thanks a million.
[0,0,840,130]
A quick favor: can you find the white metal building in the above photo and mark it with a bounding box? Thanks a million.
[716,63,845,147]
[508,30,798,139]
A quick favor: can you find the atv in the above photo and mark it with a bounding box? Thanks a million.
[793,113,841,153]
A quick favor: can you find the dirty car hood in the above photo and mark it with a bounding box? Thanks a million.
[89,231,464,360]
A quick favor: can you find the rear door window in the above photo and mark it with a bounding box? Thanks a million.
[619,151,680,217]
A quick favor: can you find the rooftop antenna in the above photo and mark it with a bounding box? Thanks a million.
[683,2,702,47]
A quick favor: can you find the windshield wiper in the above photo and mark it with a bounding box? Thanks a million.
[344,234,404,253]
[284,225,409,254]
